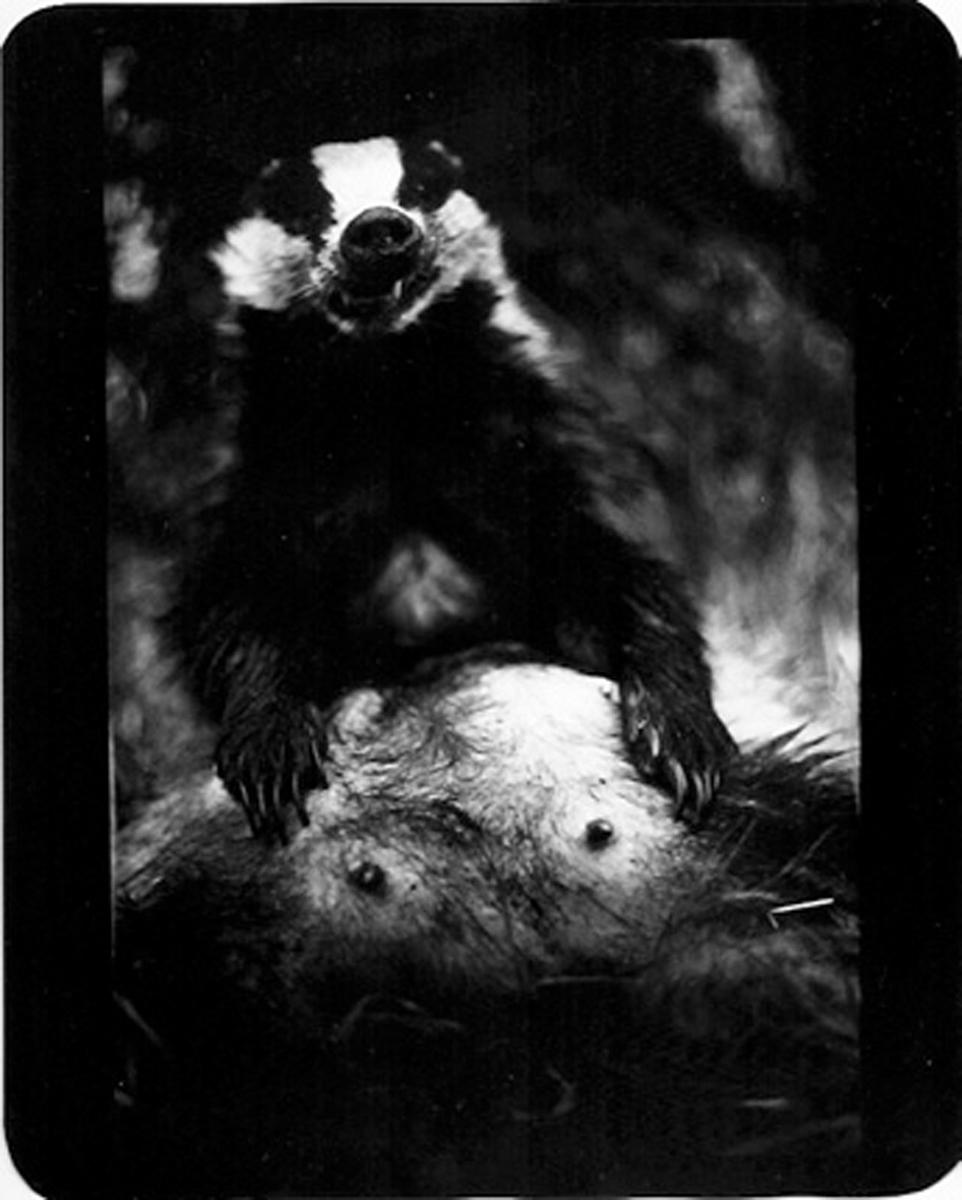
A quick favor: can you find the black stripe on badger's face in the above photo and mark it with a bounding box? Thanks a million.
[397,140,464,212]
[256,156,335,247]
[211,136,511,337]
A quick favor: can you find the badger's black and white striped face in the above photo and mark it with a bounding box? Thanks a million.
[211,137,513,337]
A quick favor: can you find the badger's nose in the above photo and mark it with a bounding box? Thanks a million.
[339,207,423,294]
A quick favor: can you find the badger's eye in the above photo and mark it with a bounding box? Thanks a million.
[255,156,333,241]
[397,140,463,212]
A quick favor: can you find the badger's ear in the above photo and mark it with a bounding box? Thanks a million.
[398,140,464,211]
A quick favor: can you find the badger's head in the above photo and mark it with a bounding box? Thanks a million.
[211,137,516,339]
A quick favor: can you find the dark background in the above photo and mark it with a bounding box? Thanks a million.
[5,4,960,1194]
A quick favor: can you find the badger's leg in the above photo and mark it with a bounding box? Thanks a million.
[182,599,331,839]
[614,555,737,819]
[533,516,737,820]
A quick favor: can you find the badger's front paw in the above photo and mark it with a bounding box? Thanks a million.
[216,700,328,839]
[620,676,736,821]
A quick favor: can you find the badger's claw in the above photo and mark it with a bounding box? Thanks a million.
[216,700,328,839]
[620,678,735,821]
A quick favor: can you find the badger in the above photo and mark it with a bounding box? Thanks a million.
[182,135,736,837]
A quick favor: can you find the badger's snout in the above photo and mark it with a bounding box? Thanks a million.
[339,207,423,296]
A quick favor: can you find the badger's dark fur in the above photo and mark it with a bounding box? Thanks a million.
[179,136,735,836]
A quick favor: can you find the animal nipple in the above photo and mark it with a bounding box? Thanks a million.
[584,819,615,849]
[347,860,387,893]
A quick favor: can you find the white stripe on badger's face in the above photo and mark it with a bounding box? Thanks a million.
[211,215,314,312]
[311,137,406,227]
